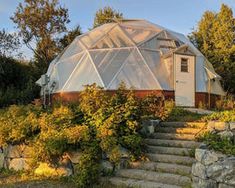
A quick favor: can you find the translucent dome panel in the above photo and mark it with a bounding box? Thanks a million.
[121,26,157,44]
[80,23,116,49]
[56,52,85,90]
[140,49,173,90]
[62,54,103,91]
[121,20,162,32]
[139,35,176,51]
[59,38,85,61]
[92,26,134,49]
[90,48,133,87]
[108,49,160,89]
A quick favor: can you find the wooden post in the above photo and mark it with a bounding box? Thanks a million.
[208,79,211,108]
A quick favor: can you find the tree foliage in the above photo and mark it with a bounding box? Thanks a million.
[58,25,82,49]
[0,56,40,107]
[11,0,70,71]
[189,4,235,93]
[93,6,123,28]
[0,29,20,57]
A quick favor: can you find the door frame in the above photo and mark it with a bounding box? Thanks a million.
[173,52,196,107]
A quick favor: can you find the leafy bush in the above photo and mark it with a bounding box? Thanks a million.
[215,94,235,110]
[0,105,41,146]
[201,110,235,122]
[0,83,149,187]
[198,132,235,155]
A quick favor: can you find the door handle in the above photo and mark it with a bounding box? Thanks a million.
[176,80,179,83]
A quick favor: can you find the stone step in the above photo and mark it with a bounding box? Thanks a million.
[146,145,194,157]
[109,177,181,188]
[152,133,196,140]
[146,153,195,166]
[129,161,192,176]
[116,169,191,187]
[160,122,206,128]
[145,139,201,148]
[156,127,202,134]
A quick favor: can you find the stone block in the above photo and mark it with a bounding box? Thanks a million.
[229,122,235,130]
[67,151,82,164]
[8,158,32,171]
[0,152,4,169]
[119,146,129,158]
[214,122,229,131]
[207,157,235,185]
[192,162,207,179]
[218,130,233,139]
[195,148,225,165]
[207,121,215,131]
[192,176,217,188]
[5,145,21,158]
[219,183,234,188]
[101,160,113,175]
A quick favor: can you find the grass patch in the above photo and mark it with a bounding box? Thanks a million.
[166,107,205,122]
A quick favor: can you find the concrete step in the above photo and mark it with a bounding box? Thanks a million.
[156,127,202,134]
[109,177,181,188]
[145,139,201,148]
[160,122,206,128]
[146,153,195,166]
[152,133,195,140]
[146,145,194,157]
[129,161,192,176]
[116,169,191,187]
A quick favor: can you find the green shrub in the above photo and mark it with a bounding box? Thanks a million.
[198,132,235,155]
[72,141,101,188]
[201,110,235,122]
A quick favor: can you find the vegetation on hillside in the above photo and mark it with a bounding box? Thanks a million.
[189,4,235,93]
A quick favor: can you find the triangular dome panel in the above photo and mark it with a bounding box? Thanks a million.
[62,54,103,91]
[89,48,132,87]
[140,49,173,90]
[59,38,85,61]
[108,49,160,89]
[80,23,116,49]
[92,25,134,49]
[56,52,85,90]
[121,26,157,44]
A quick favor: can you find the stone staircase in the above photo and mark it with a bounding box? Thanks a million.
[109,122,206,188]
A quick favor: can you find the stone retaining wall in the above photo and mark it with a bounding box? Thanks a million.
[192,121,235,188]
[0,144,128,177]
[0,144,81,176]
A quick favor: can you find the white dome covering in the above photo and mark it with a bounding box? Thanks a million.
[38,19,224,95]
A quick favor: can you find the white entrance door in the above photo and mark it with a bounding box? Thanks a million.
[175,54,195,107]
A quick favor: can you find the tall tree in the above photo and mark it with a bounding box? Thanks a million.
[11,0,70,72]
[58,25,82,49]
[93,6,123,28]
[189,4,235,93]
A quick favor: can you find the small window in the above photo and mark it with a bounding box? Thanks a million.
[181,58,188,72]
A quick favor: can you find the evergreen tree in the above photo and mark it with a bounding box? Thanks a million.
[189,4,235,93]
[93,6,123,28]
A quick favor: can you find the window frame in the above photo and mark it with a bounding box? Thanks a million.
[180,58,189,73]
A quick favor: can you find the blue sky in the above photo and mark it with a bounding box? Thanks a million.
[0,0,235,58]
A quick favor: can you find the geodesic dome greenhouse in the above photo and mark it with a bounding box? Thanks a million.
[37,19,225,106]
